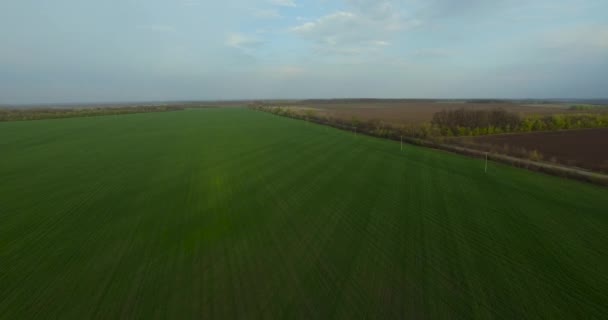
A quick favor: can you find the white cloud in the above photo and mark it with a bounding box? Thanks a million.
[180,0,201,7]
[544,25,608,50]
[371,40,390,46]
[136,25,176,32]
[269,0,296,7]
[291,12,355,33]
[528,25,608,66]
[290,4,414,56]
[344,0,398,21]
[225,33,264,50]
[254,9,281,19]
[495,24,608,66]
[276,66,306,77]
[412,48,453,59]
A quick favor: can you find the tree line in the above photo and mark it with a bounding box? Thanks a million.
[431,108,521,136]
[569,104,608,110]
[0,105,186,122]
[250,105,608,140]
[250,105,608,176]
[431,108,608,136]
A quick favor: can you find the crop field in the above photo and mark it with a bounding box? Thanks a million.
[1,108,608,319]
[283,101,604,125]
[472,128,608,173]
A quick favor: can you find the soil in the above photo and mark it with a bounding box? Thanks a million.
[273,100,608,173]
[472,128,608,173]
[287,101,602,125]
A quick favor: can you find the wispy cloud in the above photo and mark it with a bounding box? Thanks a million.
[290,2,415,56]
[225,33,265,51]
[2,0,608,103]
[276,66,306,77]
[412,49,453,59]
[544,25,608,50]
[136,25,176,32]
[180,0,201,7]
[269,0,296,7]
[253,9,281,19]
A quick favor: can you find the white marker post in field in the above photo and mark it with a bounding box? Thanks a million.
[485,152,488,173]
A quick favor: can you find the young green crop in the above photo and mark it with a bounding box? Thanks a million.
[1,108,607,318]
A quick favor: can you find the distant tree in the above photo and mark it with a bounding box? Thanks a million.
[529,150,543,161]
[351,116,361,128]
[431,108,521,136]
[304,109,316,121]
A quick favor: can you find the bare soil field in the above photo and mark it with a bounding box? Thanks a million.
[286,101,602,125]
[258,100,608,175]
[472,128,608,173]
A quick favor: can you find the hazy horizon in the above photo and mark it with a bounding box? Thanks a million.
[5,98,608,108]
[2,0,607,104]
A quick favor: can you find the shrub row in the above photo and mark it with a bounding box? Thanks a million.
[0,105,186,122]
[431,108,608,136]
[250,105,608,140]
[251,105,608,185]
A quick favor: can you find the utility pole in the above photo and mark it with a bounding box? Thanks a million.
[485,152,488,173]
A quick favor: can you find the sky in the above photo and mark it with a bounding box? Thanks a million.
[1,0,607,104]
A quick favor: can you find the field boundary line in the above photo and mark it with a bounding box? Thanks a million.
[400,137,608,187]
[252,108,608,187]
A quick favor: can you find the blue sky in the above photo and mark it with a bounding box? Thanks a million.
[1,0,607,104]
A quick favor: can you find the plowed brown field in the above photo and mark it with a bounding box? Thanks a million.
[290,101,599,125]
[473,128,608,172]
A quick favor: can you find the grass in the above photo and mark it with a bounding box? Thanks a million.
[1,108,607,319]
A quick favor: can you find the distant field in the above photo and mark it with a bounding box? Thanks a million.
[285,101,603,125]
[1,109,608,318]
[472,128,608,173]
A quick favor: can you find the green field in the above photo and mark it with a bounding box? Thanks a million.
[1,108,607,319]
